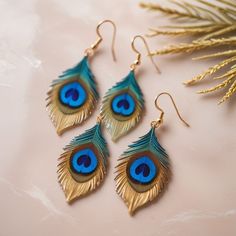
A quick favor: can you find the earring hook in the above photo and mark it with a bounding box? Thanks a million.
[130,35,160,73]
[85,19,117,61]
[151,92,190,128]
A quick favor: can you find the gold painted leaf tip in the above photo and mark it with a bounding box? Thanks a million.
[128,209,135,216]
[183,80,194,86]
[56,129,63,136]
[66,195,75,204]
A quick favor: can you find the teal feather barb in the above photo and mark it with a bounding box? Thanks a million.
[58,123,109,203]
[101,71,144,141]
[46,56,99,135]
[115,127,170,215]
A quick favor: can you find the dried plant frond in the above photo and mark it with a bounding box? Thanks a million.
[213,67,236,80]
[140,0,236,103]
[184,56,236,85]
[198,25,236,40]
[197,75,234,94]
[147,25,222,37]
[140,1,223,21]
[219,79,236,103]
[150,38,236,55]
[193,50,236,60]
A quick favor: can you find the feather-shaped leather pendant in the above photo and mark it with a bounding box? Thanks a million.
[46,56,98,135]
[57,122,109,202]
[101,71,144,141]
[115,127,170,215]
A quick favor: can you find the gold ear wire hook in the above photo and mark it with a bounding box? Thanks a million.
[88,19,117,61]
[152,92,190,128]
[130,35,160,73]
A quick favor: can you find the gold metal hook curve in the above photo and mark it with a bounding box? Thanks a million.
[152,92,190,128]
[130,35,160,73]
[92,19,117,61]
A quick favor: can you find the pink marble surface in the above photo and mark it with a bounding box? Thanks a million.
[0,0,236,235]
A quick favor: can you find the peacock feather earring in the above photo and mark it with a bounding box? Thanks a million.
[100,35,160,141]
[46,20,117,135]
[57,115,109,203]
[115,92,190,215]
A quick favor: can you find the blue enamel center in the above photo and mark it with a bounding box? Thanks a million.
[129,156,157,184]
[59,81,87,108]
[111,93,135,116]
[71,148,98,174]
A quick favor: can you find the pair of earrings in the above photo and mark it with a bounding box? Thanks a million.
[46,20,159,140]
[46,20,189,215]
[58,92,189,215]
[46,20,117,136]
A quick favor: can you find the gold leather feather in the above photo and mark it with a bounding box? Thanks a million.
[46,56,98,135]
[115,127,170,215]
[57,123,109,202]
[101,71,144,141]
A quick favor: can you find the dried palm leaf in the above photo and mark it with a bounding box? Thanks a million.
[140,0,236,103]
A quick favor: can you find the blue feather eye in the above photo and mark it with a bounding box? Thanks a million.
[111,93,135,116]
[71,148,98,174]
[115,128,170,214]
[47,57,99,135]
[101,71,144,140]
[58,123,109,202]
[129,156,158,184]
[59,81,87,108]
